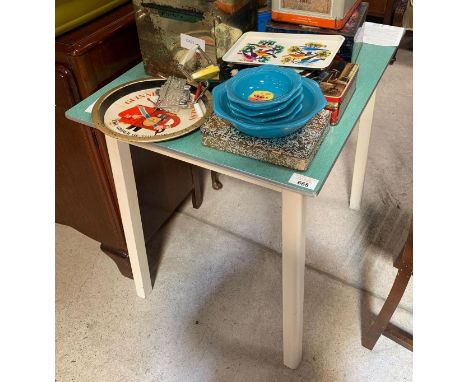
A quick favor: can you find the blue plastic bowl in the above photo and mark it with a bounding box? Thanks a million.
[227,95,304,123]
[226,65,302,110]
[228,85,303,118]
[213,77,326,138]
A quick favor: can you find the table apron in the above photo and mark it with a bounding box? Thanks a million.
[129,141,315,196]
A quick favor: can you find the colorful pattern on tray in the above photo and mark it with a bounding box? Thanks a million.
[91,79,212,143]
[212,65,326,138]
[223,32,344,69]
[238,40,332,65]
[239,40,285,63]
[281,42,331,65]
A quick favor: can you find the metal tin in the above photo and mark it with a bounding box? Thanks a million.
[320,61,358,125]
[271,0,361,29]
[300,60,358,125]
[266,2,368,61]
[318,61,359,103]
[325,75,356,125]
[133,0,256,77]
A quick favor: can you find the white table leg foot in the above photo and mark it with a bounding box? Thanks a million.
[282,190,306,369]
[350,90,377,211]
[105,136,152,298]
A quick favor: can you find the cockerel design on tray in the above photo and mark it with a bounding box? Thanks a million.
[238,40,285,63]
[117,105,181,134]
[281,42,331,65]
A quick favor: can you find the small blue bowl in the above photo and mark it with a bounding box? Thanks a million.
[227,95,304,123]
[213,77,326,138]
[226,65,302,110]
[228,85,303,118]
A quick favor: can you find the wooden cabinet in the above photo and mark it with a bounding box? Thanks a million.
[366,0,409,26]
[55,2,203,278]
[366,0,394,24]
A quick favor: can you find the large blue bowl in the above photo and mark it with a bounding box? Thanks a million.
[226,65,302,110]
[227,96,304,123]
[213,77,326,138]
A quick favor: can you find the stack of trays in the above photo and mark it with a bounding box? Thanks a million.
[266,2,369,62]
[212,65,326,138]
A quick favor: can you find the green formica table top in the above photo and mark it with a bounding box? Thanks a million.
[66,43,396,197]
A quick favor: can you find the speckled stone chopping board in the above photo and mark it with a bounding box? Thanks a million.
[200,110,331,171]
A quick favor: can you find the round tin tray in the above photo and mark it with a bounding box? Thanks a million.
[92,78,212,143]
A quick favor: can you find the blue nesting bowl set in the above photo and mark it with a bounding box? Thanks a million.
[212,65,326,138]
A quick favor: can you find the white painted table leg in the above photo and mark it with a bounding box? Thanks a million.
[350,90,377,211]
[282,190,306,369]
[105,136,152,298]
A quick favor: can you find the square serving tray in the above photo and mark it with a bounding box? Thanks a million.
[222,31,344,69]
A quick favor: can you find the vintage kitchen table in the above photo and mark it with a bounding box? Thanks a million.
[66,43,397,369]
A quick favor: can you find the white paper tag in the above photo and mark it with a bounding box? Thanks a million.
[85,101,96,113]
[288,173,319,191]
[180,33,206,51]
[360,22,405,47]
